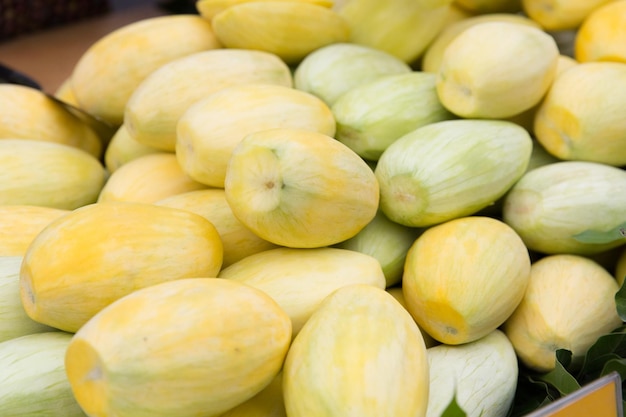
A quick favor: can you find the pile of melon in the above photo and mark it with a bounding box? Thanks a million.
[1,0,625,416]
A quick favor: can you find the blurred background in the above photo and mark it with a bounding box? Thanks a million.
[0,0,197,92]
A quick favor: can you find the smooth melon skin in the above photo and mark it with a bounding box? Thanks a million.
[219,372,287,417]
[0,139,106,210]
[219,247,386,336]
[333,0,452,64]
[65,278,292,417]
[0,332,84,417]
[176,83,336,188]
[20,202,224,333]
[503,254,623,372]
[97,153,208,204]
[293,42,412,106]
[197,0,334,20]
[125,49,293,152]
[334,210,423,288]
[224,128,379,248]
[0,206,70,257]
[402,216,531,345]
[421,12,540,73]
[156,189,279,268]
[0,257,58,343]
[502,161,626,255]
[104,124,163,173]
[425,329,518,417]
[211,2,350,65]
[283,284,429,417]
[386,286,439,348]
[0,84,102,159]
[71,14,221,125]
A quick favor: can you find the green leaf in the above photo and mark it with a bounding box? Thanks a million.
[533,349,581,396]
[440,394,467,417]
[572,223,626,244]
[601,358,626,380]
[507,365,559,417]
[577,326,626,381]
[615,279,626,321]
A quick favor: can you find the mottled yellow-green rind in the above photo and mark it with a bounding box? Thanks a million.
[65,278,292,417]
[104,124,163,173]
[156,189,278,268]
[533,62,626,167]
[97,153,207,204]
[426,329,518,417]
[335,0,452,63]
[125,49,293,152]
[219,247,386,336]
[176,83,335,188]
[503,255,622,372]
[334,211,422,287]
[521,0,615,31]
[503,161,626,255]
[402,216,531,345]
[20,202,223,332]
[197,0,333,20]
[224,127,379,248]
[0,257,57,342]
[212,2,349,65]
[421,13,540,73]
[71,14,221,125]
[283,284,429,417]
[219,372,287,417]
[294,42,412,105]
[0,206,70,257]
[375,119,532,228]
[0,84,102,159]
[0,139,106,210]
[0,332,84,416]
[436,21,559,118]
[332,71,456,161]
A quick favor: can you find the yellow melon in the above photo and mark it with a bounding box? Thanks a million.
[20,201,223,332]
[0,206,70,257]
[219,372,287,417]
[421,13,541,73]
[104,124,163,173]
[219,247,386,336]
[97,153,207,204]
[504,254,622,372]
[283,284,429,417]
[521,0,616,31]
[224,128,379,248]
[156,189,278,267]
[436,21,559,118]
[0,84,102,159]
[402,216,531,345]
[334,0,453,63]
[124,49,293,152]
[197,0,333,20]
[0,257,57,343]
[65,278,292,417]
[533,62,626,166]
[386,286,439,348]
[575,0,626,63]
[0,139,106,210]
[71,14,221,125]
[211,2,349,65]
[176,83,336,188]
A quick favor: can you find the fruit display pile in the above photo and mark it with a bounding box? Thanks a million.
[1,0,626,416]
